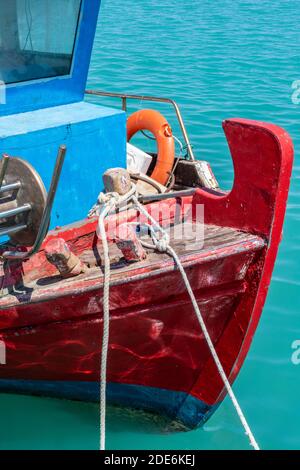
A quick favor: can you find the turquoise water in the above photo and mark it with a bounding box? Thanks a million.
[1,0,300,450]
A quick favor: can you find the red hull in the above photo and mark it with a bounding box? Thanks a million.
[0,119,293,428]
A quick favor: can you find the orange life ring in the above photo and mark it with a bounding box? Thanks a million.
[127,109,175,185]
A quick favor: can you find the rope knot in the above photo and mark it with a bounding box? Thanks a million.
[98,192,120,205]
[150,229,170,253]
[88,191,120,218]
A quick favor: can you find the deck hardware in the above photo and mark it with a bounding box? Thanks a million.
[138,187,197,203]
[45,237,88,278]
[0,154,47,246]
[3,145,67,260]
[0,224,28,237]
[0,182,22,194]
[114,223,147,262]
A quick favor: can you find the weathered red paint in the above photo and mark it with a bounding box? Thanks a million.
[113,223,147,262]
[192,119,294,404]
[44,237,88,277]
[0,118,293,424]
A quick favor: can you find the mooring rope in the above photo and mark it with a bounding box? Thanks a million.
[97,184,260,451]
[98,201,114,451]
[97,186,136,451]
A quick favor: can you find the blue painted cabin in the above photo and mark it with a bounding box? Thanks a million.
[0,0,126,227]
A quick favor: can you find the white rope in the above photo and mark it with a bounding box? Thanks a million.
[98,201,113,451]
[97,185,137,451]
[167,246,260,450]
[131,196,260,451]
[96,184,260,451]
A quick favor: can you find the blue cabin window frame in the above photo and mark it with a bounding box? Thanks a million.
[0,0,83,86]
[0,0,102,117]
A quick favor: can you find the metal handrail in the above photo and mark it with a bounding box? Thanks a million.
[85,89,196,162]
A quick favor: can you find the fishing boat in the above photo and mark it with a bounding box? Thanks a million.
[0,0,293,432]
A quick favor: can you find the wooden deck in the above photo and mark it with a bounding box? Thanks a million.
[0,221,265,309]
[79,221,265,274]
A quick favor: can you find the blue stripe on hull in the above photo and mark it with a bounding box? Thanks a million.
[0,379,215,429]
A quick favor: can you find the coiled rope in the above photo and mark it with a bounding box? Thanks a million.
[96,184,260,451]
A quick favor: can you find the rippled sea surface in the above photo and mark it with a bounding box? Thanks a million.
[1,0,300,450]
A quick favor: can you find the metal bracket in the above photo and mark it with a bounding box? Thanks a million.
[2,145,67,261]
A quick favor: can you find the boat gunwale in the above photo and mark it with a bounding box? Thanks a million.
[0,230,265,310]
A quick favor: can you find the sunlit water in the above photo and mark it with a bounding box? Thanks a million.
[0,0,300,450]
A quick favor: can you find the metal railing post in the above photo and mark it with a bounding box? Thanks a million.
[85,90,195,161]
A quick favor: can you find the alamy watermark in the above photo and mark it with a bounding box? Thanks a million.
[291,340,300,365]
[97,202,205,252]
